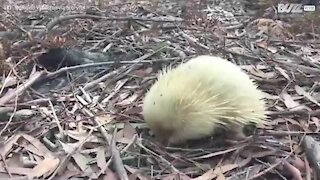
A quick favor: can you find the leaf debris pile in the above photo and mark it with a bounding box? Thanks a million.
[1,0,320,179]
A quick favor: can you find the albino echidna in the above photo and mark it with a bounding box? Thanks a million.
[142,55,266,145]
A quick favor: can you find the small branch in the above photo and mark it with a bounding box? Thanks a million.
[274,60,320,74]
[268,109,320,117]
[47,128,97,180]
[48,100,64,137]
[0,90,19,137]
[0,147,12,177]
[82,44,167,92]
[180,32,210,51]
[37,14,183,38]
[42,57,180,81]
[84,109,129,180]
[0,71,46,106]
[137,142,180,173]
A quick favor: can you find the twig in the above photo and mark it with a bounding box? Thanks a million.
[37,14,183,38]
[254,158,286,179]
[282,49,320,69]
[248,132,305,179]
[269,39,320,44]
[264,130,320,136]
[120,134,138,154]
[0,71,45,106]
[274,60,320,74]
[48,100,64,137]
[304,156,312,180]
[137,142,180,173]
[84,109,129,180]
[180,32,210,51]
[0,85,19,137]
[268,109,320,117]
[82,65,132,92]
[42,57,181,80]
[0,6,20,23]
[97,121,129,180]
[82,43,167,92]
[190,146,243,160]
[0,152,12,177]
[47,127,97,180]
[0,68,15,96]
[247,157,285,180]
[101,79,128,104]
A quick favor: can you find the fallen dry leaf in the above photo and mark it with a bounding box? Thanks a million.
[124,106,142,115]
[228,47,249,55]
[286,118,312,133]
[122,123,137,139]
[242,65,277,79]
[60,141,81,154]
[6,153,21,167]
[96,147,108,170]
[295,85,320,107]
[96,114,114,125]
[116,93,139,106]
[66,130,101,143]
[256,41,278,53]
[216,174,226,180]
[191,147,238,160]
[29,158,60,178]
[161,173,192,180]
[13,109,36,118]
[281,93,302,110]
[275,66,291,80]
[131,68,153,77]
[22,134,55,158]
[72,152,96,178]
[213,164,238,178]
[0,166,33,176]
[125,165,149,180]
[0,43,4,60]
[0,134,54,159]
[290,156,305,171]
[116,122,138,144]
[103,168,118,180]
[192,164,233,180]
[1,76,17,88]
[192,164,238,180]
[0,134,22,157]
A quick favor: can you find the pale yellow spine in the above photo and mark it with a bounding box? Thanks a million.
[142,55,266,144]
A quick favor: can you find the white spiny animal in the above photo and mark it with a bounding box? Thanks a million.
[142,55,266,144]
